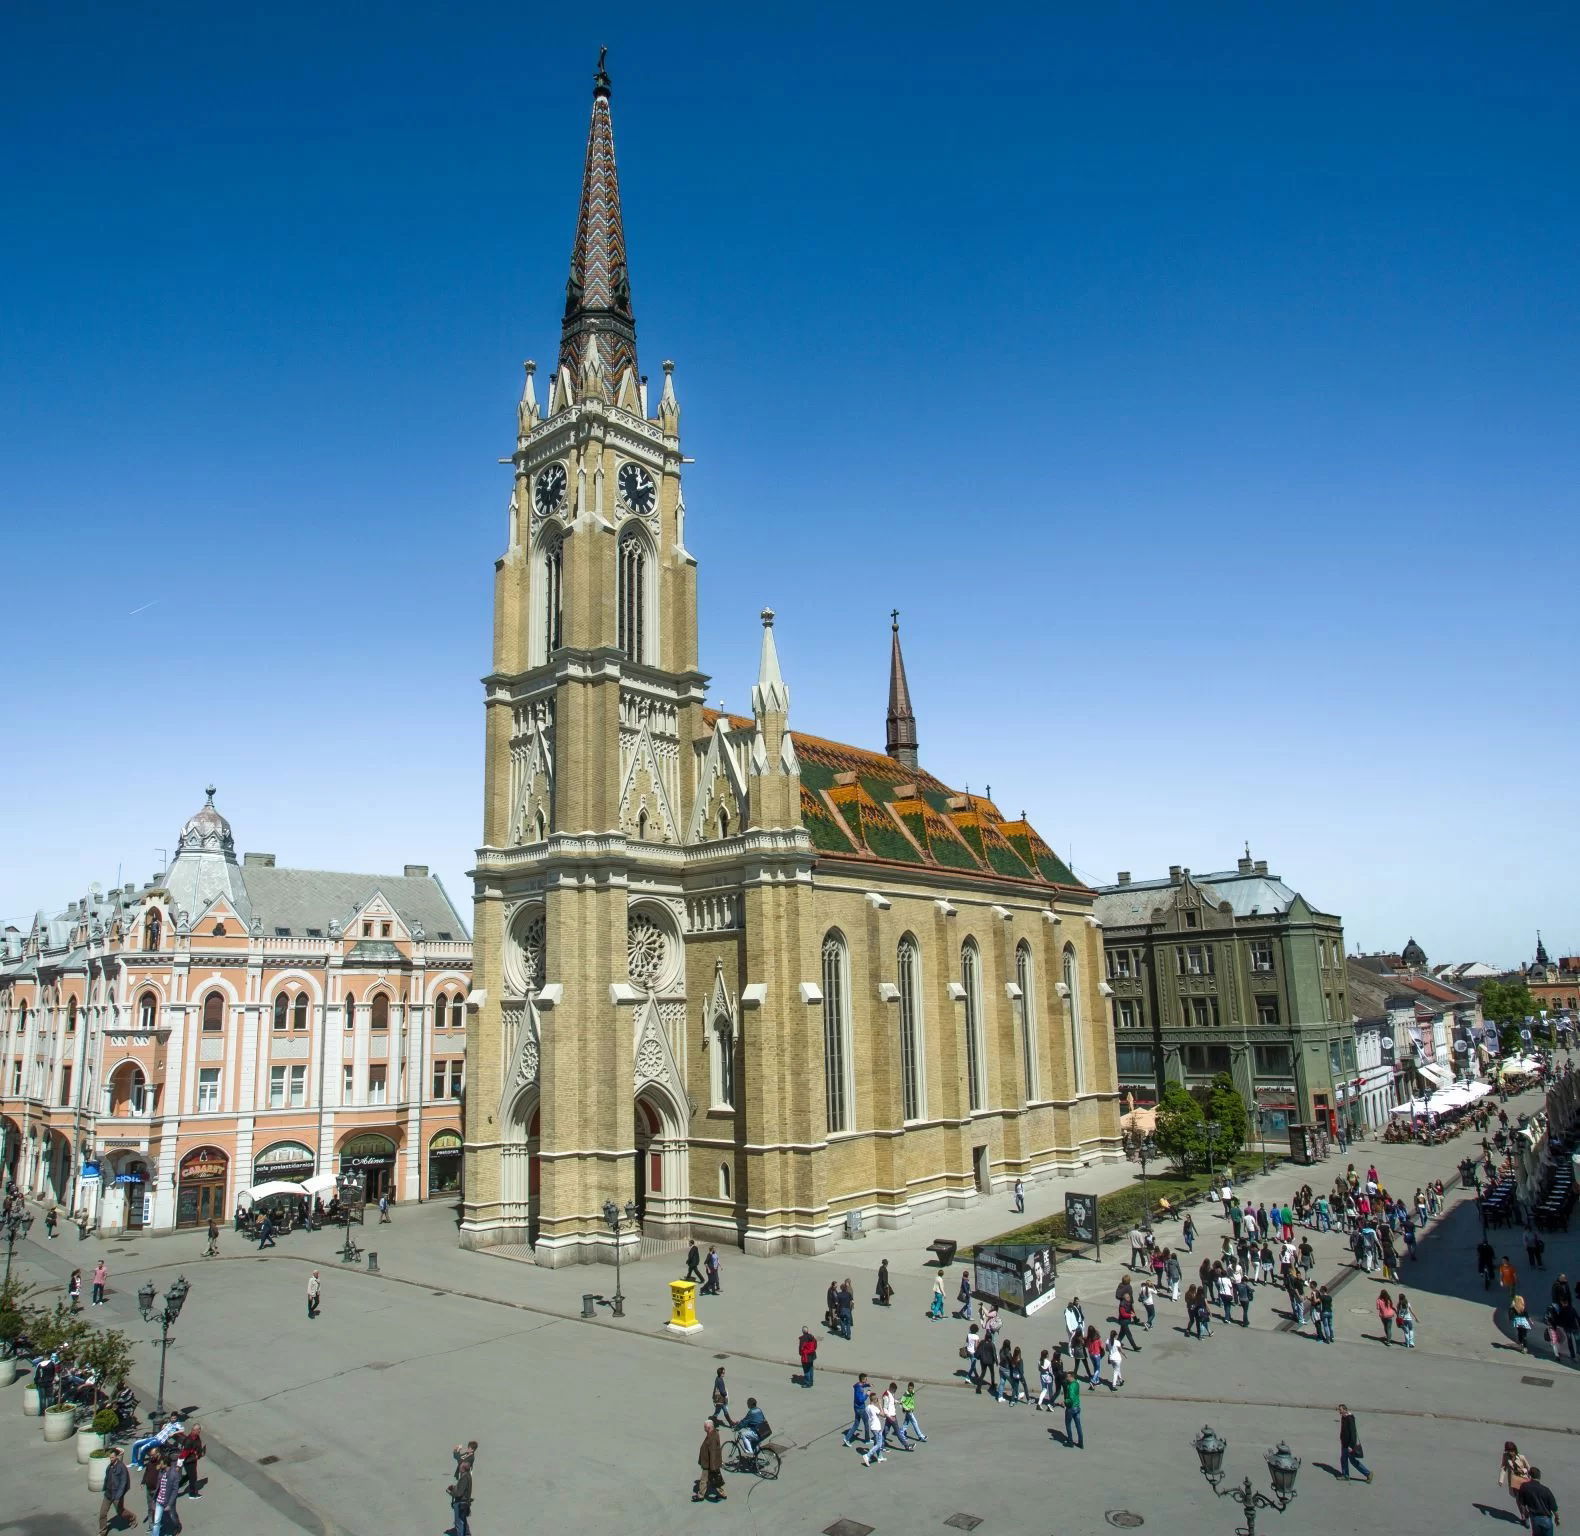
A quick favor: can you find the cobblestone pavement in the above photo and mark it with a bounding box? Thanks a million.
[2,1083,1573,1535]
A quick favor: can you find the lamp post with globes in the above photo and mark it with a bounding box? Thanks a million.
[137,1275,191,1423]
[1193,1425,1300,1536]
[1255,1106,1270,1177]
[2,1206,34,1286]
[601,1200,640,1318]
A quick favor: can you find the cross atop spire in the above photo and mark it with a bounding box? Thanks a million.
[560,48,637,400]
[886,610,919,769]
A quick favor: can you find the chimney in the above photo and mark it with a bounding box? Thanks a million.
[1253,859,1268,876]
[1117,872,1131,886]
[1238,853,1254,875]
[403,864,429,878]
[244,852,276,868]
[1168,865,1182,884]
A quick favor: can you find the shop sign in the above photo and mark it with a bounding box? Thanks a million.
[429,1131,463,1157]
[340,1134,397,1167]
[344,1154,394,1168]
[180,1147,228,1182]
[254,1141,315,1180]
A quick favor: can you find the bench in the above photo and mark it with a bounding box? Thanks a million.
[927,1238,958,1268]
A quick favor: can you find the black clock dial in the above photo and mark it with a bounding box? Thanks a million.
[618,461,657,515]
[534,462,568,516]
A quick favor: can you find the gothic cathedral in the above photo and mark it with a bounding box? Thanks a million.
[461,59,1120,1265]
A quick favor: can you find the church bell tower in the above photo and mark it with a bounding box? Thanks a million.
[463,53,708,1262]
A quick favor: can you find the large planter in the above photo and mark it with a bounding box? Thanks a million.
[42,1405,77,1442]
[76,1426,107,1462]
[86,1451,110,1492]
[0,1355,16,1388]
[21,1385,42,1417]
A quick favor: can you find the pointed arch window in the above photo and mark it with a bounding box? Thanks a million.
[617,525,647,663]
[451,995,465,1030]
[144,910,161,951]
[292,993,309,1031]
[202,990,224,1033]
[1063,943,1086,1094]
[822,931,852,1134]
[962,939,986,1112]
[66,998,78,1033]
[542,530,564,657]
[344,990,356,1030]
[898,934,924,1122]
[138,991,158,1031]
[370,994,389,1031]
[273,994,288,1031]
[717,807,730,839]
[710,1010,735,1109]
[1016,941,1038,1103]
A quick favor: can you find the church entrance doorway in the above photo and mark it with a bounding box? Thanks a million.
[634,1085,689,1241]
[972,1144,989,1195]
[502,1091,540,1245]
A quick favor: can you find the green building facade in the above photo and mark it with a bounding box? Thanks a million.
[1093,853,1350,1143]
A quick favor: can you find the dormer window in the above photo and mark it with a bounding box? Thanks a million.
[363,922,373,937]
[381,923,391,938]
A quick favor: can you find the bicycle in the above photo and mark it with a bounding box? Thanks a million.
[722,1434,780,1480]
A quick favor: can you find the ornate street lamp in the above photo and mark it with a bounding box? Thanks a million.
[1138,1135,1156,1217]
[1255,1106,1270,1176]
[601,1199,640,1318]
[1194,1425,1300,1536]
[2,1207,34,1286]
[138,1275,191,1422]
[1205,1119,1221,1182]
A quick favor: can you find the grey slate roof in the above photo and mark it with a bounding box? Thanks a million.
[1093,865,1330,926]
[241,866,468,940]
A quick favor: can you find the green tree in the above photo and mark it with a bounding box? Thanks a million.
[1207,1073,1249,1163]
[1154,1081,1207,1173]
[1480,979,1538,1026]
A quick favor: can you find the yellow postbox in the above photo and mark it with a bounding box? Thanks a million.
[668,1278,702,1333]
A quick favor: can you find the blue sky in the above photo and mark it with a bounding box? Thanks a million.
[2,2,1575,965]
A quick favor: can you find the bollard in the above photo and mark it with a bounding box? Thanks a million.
[581,1292,598,1318]
[367,1251,379,1273]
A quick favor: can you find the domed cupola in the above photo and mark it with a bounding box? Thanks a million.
[1400,936,1427,969]
[180,785,237,861]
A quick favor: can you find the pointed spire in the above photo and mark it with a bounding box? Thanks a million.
[560,48,638,397]
[886,609,919,769]
[752,608,789,718]
[517,360,539,440]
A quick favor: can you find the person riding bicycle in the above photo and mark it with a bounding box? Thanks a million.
[735,1398,770,1460]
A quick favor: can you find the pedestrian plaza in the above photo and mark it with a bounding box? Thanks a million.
[1,1083,1574,1535]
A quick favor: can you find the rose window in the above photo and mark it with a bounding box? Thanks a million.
[627,914,667,989]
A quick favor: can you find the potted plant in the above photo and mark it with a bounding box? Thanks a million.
[42,1398,78,1442]
[78,1406,118,1462]
[86,1446,113,1492]
[0,1275,44,1391]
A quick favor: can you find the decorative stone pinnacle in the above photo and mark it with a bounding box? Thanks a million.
[204,784,217,805]
[761,607,775,627]
[524,359,535,375]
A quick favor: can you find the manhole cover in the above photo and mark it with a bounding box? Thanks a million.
[945,1518,983,1532]
[1522,1375,1554,1388]
[1107,1516,1145,1529]
[714,1353,730,1360]
[257,1455,280,1466]
[824,1523,874,1536]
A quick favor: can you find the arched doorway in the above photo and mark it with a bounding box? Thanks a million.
[176,1146,229,1227]
[338,1132,398,1203]
[1,1115,20,1177]
[107,1156,150,1231]
[501,1091,539,1245]
[108,1063,147,1117]
[47,1131,71,1205]
[633,1085,689,1240]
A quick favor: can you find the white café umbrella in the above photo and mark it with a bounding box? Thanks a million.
[302,1172,340,1197]
[239,1180,309,1204]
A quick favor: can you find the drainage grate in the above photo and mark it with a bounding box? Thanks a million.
[945,1518,983,1532]
[1522,1375,1554,1388]
[366,1362,393,1371]
[257,1455,280,1466]
[714,1352,730,1360]
[824,1522,875,1536]
[1107,1517,1145,1530]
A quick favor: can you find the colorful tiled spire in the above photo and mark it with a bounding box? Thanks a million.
[886,610,919,770]
[559,48,638,400]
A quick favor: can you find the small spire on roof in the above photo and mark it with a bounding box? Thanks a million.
[885,609,919,770]
[204,785,217,805]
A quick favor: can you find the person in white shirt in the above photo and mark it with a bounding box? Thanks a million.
[1106,1331,1125,1390]
[1063,1297,1085,1337]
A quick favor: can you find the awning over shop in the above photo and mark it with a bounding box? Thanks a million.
[1417,1062,1452,1090]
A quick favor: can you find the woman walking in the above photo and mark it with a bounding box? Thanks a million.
[1511,1294,1533,1352]
[929,1273,946,1320]
[1376,1289,1396,1345]
[1500,1440,1532,1521]
[1085,1325,1104,1383]
[1138,1279,1157,1332]
[1165,1249,1182,1302]
[1105,1331,1125,1391]
[67,1269,82,1313]
[1035,1350,1054,1411]
[1396,1292,1416,1348]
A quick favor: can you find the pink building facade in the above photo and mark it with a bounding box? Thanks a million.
[0,790,471,1232]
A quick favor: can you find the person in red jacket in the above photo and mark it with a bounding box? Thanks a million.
[797,1326,817,1387]
[179,1423,206,1498]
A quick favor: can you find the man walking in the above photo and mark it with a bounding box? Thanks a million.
[702,1246,721,1295]
[98,1445,131,1536]
[1337,1404,1372,1482]
[1500,1255,1519,1307]
[684,1241,703,1284]
[205,1217,220,1257]
[1476,1237,1497,1290]
[307,1270,321,1320]
[257,1214,276,1248]
[91,1259,107,1307]
[797,1325,817,1387]
[150,1451,181,1536]
[1062,1373,1083,1448]
[954,1268,973,1319]
[1014,1178,1026,1214]
[842,1373,871,1447]
[447,1444,475,1535]
[1517,1467,1560,1536]
[378,1192,391,1224]
[710,1366,734,1428]
[693,1420,725,1502]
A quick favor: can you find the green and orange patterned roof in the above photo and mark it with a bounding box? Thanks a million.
[701,711,1085,892]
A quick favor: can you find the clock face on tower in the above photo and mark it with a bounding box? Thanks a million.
[618,462,657,516]
[534,462,568,517]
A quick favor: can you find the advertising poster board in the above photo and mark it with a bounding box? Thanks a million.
[973,1242,1058,1316]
